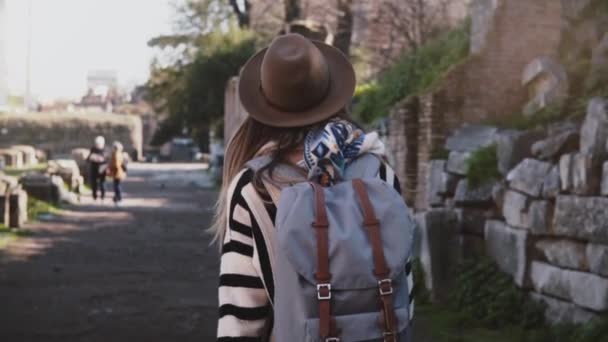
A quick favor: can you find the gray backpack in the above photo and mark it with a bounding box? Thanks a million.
[247,154,415,342]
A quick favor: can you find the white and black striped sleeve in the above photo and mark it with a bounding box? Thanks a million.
[217,169,271,342]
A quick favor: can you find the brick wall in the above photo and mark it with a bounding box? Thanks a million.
[389,0,564,210]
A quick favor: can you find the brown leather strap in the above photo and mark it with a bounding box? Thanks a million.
[352,179,390,277]
[352,179,399,342]
[310,182,338,340]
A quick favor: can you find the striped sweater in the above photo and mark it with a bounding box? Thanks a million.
[217,161,412,341]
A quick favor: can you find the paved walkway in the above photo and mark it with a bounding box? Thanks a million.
[0,163,220,342]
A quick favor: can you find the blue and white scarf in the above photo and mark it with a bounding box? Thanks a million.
[303,119,385,186]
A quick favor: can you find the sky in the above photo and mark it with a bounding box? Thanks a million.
[5,0,175,102]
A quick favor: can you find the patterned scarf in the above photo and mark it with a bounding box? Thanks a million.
[303,119,386,186]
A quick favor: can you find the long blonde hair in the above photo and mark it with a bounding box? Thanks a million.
[209,112,357,245]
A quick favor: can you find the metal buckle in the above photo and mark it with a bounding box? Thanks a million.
[317,283,332,300]
[378,279,393,296]
[383,331,396,341]
[325,338,340,342]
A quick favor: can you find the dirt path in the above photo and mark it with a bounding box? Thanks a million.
[0,163,220,342]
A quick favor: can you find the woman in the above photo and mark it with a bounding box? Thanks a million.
[87,136,107,201]
[107,141,127,204]
[213,34,405,341]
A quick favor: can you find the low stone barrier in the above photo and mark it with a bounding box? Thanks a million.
[418,96,608,324]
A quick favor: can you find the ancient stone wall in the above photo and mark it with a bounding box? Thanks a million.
[389,0,564,210]
[223,77,248,145]
[0,113,143,160]
[418,97,608,324]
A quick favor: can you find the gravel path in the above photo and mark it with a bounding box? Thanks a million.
[0,163,220,342]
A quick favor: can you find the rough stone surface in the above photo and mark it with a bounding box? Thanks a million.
[559,153,573,192]
[427,160,458,207]
[531,129,579,161]
[586,33,608,91]
[9,189,27,228]
[459,234,485,259]
[554,195,608,243]
[502,190,528,229]
[527,200,552,234]
[521,57,569,116]
[446,151,470,175]
[455,208,492,235]
[580,97,608,159]
[454,179,495,207]
[601,161,608,196]
[542,166,560,199]
[506,158,553,197]
[587,243,608,277]
[415,209,459,303]
[496,129,543,175]
[535,240,587,270]
[485,220,529,287]
[20,174,60,204]
[445,124,497,152]
[530,261,608,312]
[491,182,506,210]
[571,153,601,196]
[530,292,598,325]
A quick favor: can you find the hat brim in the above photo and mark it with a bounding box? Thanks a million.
[238,41,356,128]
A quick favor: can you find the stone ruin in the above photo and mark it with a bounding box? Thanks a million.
[418,97,608,324]
[0,175,27,228]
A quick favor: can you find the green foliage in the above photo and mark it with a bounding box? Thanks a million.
[411,259,431,305]
[450,258,545,330]
[416,258,608,342]
[353,22,470,123]
[3,163,48,177]
[147,28,256,150]
[27,197,59,221]
[431,146,450,160]
[465,144,500,187]
[488,105,568,130]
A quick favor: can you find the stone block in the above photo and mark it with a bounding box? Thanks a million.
[580,97,608,159]
[454,179,495,207]
[20,174,60,204]
[446,151,470,175]
[0,149,24,168]
[530,261,608,312]
[587,244,608,277]
[496,129,543,175]
[485,220,529,287]
[502,190,528,229]
[445,124,497,152]
[9,190,27,228]
[491,182,506,210]
[601,161,608,196]
[559,153,573,192]
[459,234,485,259]
[530,292,598,325]
[415,209,459,303]
[522,57,569,116]
[535,240,587,270]
[527,200,552,235]
[47,159,81,190]
[571,153,600,196]
[531,129,579,161]
[554,195,608,243]
[542,166,560,199]
[506,158,553,197]
[11,145,38,166]
[455,208,492,235]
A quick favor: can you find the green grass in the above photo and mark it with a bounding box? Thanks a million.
[353,20,470,124]
[465,144,500,187]
[27,197,59,221]
[3,162,48,177]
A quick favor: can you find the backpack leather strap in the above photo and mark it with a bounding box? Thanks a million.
[310,182,339,341]
[352,179,399,342]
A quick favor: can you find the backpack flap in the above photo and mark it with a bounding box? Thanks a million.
[275,178,415,290]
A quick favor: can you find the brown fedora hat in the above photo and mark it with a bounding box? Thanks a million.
[238,33,356,128]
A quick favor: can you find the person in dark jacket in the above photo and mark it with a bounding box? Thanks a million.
[87,136,107,201]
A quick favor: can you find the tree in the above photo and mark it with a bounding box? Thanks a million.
[146,0,256,151]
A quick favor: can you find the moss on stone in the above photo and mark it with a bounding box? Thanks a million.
[465,144,500,187]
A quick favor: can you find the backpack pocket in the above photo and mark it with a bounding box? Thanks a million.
[304,307,411,342]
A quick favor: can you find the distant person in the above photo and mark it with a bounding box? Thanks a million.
[87,136,107,201]
[107,141,127,204]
